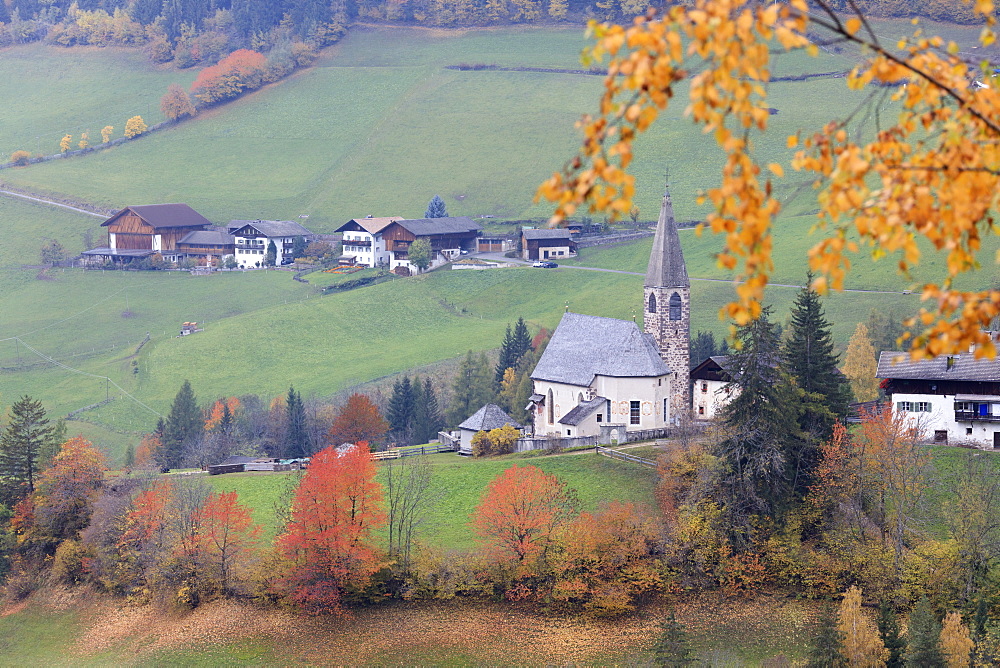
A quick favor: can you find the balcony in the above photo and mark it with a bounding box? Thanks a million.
[954,410,1000,422]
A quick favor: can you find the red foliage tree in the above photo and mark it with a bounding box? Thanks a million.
[472,464,575,565]
[134,432,161,470]
[191,491,261,593]
[327,394,389,446]
[276,444,386,614]
[31,436,106,544]
[190,49,267,106]
[204,397,240,432]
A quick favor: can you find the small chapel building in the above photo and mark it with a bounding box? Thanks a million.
[527,187,691,440]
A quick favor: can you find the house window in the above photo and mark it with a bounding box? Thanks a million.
[597,414,603,423]
[663,398,668,419]
[701,382,708,393]
[897,401,913,412]
[630,401,640,425]
[698,405,705,415]
[968,427,974,435]
[916,401,931,412]
[566,429,572,436]
[648,293,657,313]
[669,292,682,321]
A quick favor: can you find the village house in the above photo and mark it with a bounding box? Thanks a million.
[334,216,403,267]
[877,350,1000,447]
[175,228,236,265]
[228,219,312,268]
[521,228,577,261]
[526,188,690,441]
[689,356,733,419]
[84,203,213,264]
[379,217,482,272]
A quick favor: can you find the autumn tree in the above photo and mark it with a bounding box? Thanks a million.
[100,125,113,143]
[328,393,388,445]
[59,134,72,153]
[537,0,1000,358]
[384,456,441,569]
[940,611,974,668]
[160,83,197,120]
[204,397,240,433]
[124,115,147,138]
[837,586,888,667]
[276,444,386,614]
[424,194,448,218]
[408,238,433,272]
[843,323,880,403]
[40,239,66,265]
[77,132,89,149]
[473,465,576,566]
[189,49,268,106]
[0,396,56,499]
[10,150,30,166]
[190,491,261,594]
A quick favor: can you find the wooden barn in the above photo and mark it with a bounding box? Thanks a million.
[98,204,213,262]
[380,217,482,271]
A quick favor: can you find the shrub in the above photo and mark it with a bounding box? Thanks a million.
[52,539,91,583]
[10,150,30,166]
[124,115,147,138]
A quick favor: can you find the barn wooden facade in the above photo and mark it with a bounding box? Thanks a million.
[101,204,213,256]
[380,217,482,265]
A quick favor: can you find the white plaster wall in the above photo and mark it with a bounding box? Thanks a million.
[533,374,670,437]
[891,391,1000,447]
[693,378,732,419]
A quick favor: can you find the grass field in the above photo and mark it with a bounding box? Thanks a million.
[208,448,658,550]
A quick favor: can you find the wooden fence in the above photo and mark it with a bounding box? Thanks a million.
[373,441,459,461]
[595,445,657,468]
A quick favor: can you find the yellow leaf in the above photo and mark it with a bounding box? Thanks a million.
[768,163,784,177]
[846,18,861,35]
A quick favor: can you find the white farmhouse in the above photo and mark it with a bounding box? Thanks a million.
[228,219,312,268]
[877,350,1000,447]
[333,216,403,268]
[689,356,734,419]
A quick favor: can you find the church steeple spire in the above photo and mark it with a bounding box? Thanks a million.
[644,185,689,289]
[643,182,691,414]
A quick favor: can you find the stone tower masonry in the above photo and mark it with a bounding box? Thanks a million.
[643,186,691,413]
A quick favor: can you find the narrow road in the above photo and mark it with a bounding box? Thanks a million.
[0,189,106,218]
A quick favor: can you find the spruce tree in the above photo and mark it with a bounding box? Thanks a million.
[807,605,847,668]
[906,596,945,667]
[388,376,415,443]
[449,351,496,425]
[877,599,907,668]
[265,240,278,266]
[713,307,803,543]
[425,194,448,218]
[162,380,201,469]
[0,395,55,497]
[411,378,443,444]
[410,378,426,443]
[495,317,533,383]
[782,277,851,496]
[691,330,726,369]
[650,612,695,667]
[285,386,309,458]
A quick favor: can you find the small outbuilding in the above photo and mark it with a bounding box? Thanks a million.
[457,403,523,455]
[521,228,577,261]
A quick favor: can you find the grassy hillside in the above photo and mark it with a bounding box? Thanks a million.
[0,25,871,228]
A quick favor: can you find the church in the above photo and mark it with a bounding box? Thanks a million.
[527,188,691,439]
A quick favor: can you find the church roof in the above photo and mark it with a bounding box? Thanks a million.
[531,312,670,386]
[644,187,689,289]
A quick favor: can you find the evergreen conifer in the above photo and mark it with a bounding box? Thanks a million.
[906,596,946,667]
[388,376,415,443]
[650,612,695,667]
[0,395,55,498]
[425,195,448,218]
[285,386,309,458]
[807,605,847,668]
[162,380,201,469]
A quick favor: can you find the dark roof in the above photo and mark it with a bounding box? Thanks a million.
[102,204,212,229]
[228,220,312,237]
[531,312,670,386]
[178,229,235,245]
[559,396,608,425]
[690,355,731,381]
[523,228,572,240]
[458,403,522,431]
[218,455,255,466]
[81,248,156,257]
[877,351,1000,382]
[644,187,689,289]
[394,217,482,236]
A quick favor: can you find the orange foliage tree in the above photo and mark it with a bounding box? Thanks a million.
[190,491,261,593]
[537,0,1000,357]
[204,397,240,432]
[327,393,389,446]
[190,49,267,107]
[276,444,386,614]
[160,83,197,121]
[472,464,576,566]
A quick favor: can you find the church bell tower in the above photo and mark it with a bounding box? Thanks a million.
[643,185,691,408]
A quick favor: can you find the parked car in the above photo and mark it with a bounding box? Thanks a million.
[533,261,558,268]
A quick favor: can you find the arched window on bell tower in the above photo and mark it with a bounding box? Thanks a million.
[648,292,657,313]
[547,388,554,425]
[669,292,682,321]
